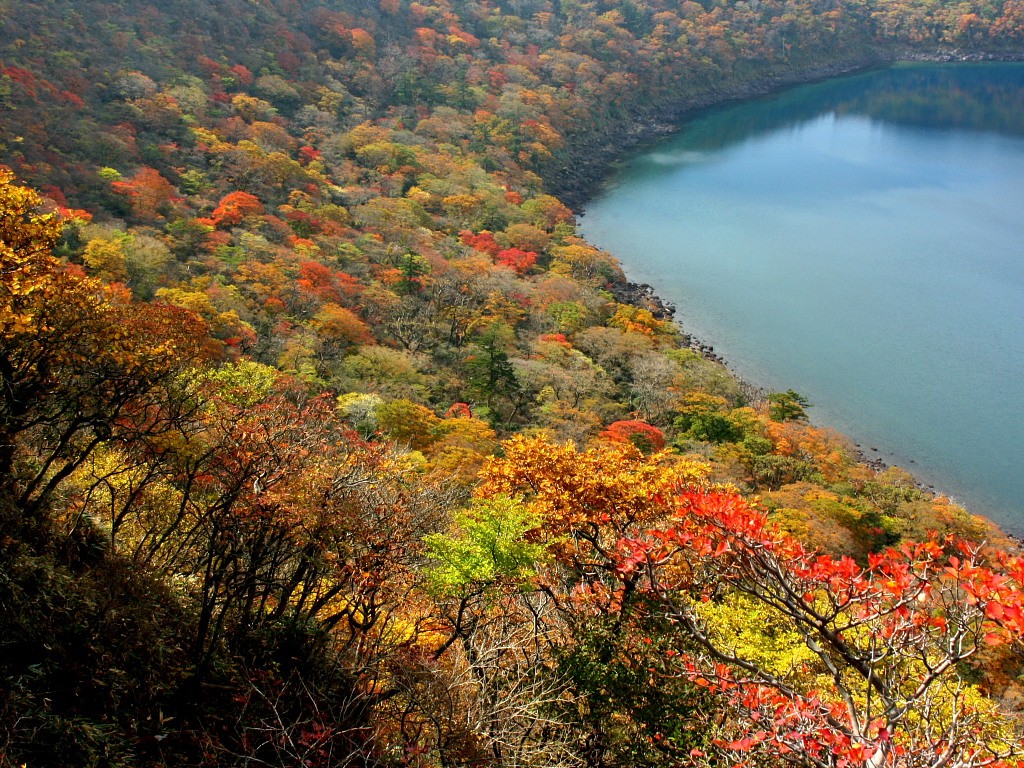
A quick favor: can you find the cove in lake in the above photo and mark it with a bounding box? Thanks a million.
[579,63,1024,533]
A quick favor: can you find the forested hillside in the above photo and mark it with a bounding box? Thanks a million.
[3,1,1024,766]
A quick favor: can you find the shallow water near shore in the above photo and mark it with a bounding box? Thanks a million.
[579,62,1024,533]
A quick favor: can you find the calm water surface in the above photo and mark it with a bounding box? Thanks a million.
[579,63,1024,532]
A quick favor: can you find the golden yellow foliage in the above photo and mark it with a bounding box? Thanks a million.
[476,434,710,549]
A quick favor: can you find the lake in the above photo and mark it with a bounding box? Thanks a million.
[578,63,1024,533]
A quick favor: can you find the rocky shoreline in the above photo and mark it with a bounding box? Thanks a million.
[609,273,932,489]
[611,264,945,498]
[607,278,730,364]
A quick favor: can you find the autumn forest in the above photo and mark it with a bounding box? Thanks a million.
[3,0,1024,766]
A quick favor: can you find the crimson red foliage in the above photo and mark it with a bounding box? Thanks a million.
[495,247,537,274]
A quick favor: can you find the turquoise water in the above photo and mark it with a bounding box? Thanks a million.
[579,63,1024,532]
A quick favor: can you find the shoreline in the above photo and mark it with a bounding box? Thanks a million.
[558,50,1024,531]
[609,274,923,497]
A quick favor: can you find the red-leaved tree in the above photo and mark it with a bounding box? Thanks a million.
[614,490,1024,768]
[599,419,667,453]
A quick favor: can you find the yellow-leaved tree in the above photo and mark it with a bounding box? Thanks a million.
[0,170,206,515]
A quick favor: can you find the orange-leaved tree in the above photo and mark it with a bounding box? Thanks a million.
[476,434,709,576]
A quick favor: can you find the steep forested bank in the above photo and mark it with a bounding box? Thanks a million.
[3,1,1024,766]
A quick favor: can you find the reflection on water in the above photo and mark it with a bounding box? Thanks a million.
[580,62,1024,531]
[671,63,1024,155]
[645,150,713,165]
